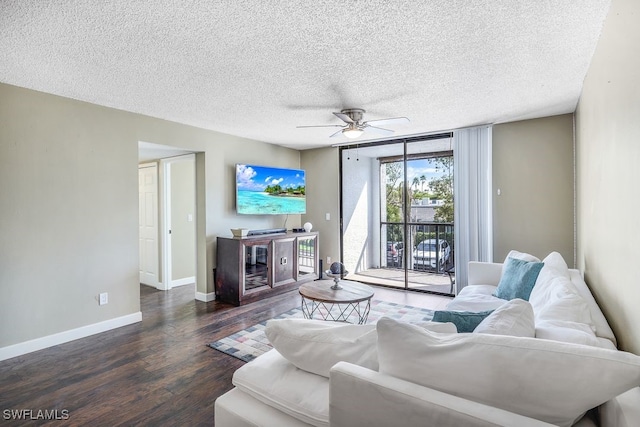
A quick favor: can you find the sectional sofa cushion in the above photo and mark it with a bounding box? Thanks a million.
[535,320,602,347]
[232,349,330,427]
[376,317,640,427]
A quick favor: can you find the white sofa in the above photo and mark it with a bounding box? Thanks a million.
[215,252,640,427]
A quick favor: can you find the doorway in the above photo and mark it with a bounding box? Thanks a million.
[161,155,196,290]
[138,143,199,294]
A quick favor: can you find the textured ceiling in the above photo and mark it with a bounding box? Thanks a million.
[0,1,610,150]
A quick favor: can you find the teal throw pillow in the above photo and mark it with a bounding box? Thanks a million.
[493,257,544,301]
[432,310,494,333]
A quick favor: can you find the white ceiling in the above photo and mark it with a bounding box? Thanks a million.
[0,1,610,151]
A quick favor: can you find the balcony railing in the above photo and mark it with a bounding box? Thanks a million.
[383,222,455,274]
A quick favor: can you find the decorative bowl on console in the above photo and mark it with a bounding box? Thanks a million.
[231,228,249,237]
[325,262,348,290]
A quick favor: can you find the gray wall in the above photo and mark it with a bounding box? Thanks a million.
[0,84,139,347]
[0,83,301,349]
[576,0,640,354]
[303,121,577,283]
[170,157,196,282]
[492,115,575,264]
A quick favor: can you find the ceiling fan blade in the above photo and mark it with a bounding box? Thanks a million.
[297,124,345,128]
[364,125,394,136]
[333,112,354,123]
[364,117,410,127]
[329,129,344,138]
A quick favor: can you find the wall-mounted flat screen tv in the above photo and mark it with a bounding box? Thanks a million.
[236,164,306,215]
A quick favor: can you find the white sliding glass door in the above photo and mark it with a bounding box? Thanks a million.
[340,135,458,295]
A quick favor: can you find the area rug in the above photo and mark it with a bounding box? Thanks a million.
[208,300,434,362]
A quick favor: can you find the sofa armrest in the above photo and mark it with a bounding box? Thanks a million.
[215,387,310,427]
[329,362,553,427]
[599,387,640,427]
[468,261,503,286]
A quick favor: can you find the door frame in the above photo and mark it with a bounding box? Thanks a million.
[160,154,196,290]
[338,133,455,295]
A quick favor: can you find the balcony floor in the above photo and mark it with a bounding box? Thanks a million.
[346,267,455,295]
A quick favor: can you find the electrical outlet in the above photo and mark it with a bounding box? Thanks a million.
[326,256,331,264]
[99,292,108,306]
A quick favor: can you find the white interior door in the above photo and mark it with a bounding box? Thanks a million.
[139,163,160,287]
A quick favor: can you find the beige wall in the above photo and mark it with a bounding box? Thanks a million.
[492,115,575,264]
[576,0,640,354]
[300,147,340,269]
[0,83,301,349]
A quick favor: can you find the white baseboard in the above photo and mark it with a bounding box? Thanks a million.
[171,276,195,288]
[196,291,216,302]
[0,312,142,362]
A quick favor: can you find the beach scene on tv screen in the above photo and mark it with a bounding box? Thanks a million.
[236,164,306,214]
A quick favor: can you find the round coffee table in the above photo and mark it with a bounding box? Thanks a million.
[298,280,375,324]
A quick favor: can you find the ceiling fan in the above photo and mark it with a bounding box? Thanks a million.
[297,108,409,139]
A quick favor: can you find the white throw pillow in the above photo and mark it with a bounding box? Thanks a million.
[265,319,378,378]
[376,317,640,427]
[414,321,458,333]
[265,318,457,378]
[529,252,571,311]
[504,250,541,264]
[534,276,596,332]
[474,299,535,337]
[541,251,571,277]
[567,269,618,346]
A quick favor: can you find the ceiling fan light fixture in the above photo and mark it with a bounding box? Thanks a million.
[299,108,407,140]
[343,128,364,139]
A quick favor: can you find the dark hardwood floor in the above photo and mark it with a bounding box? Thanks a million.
[0,283,450,426]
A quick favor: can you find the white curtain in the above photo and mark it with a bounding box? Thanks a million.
[453,126,493,292]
